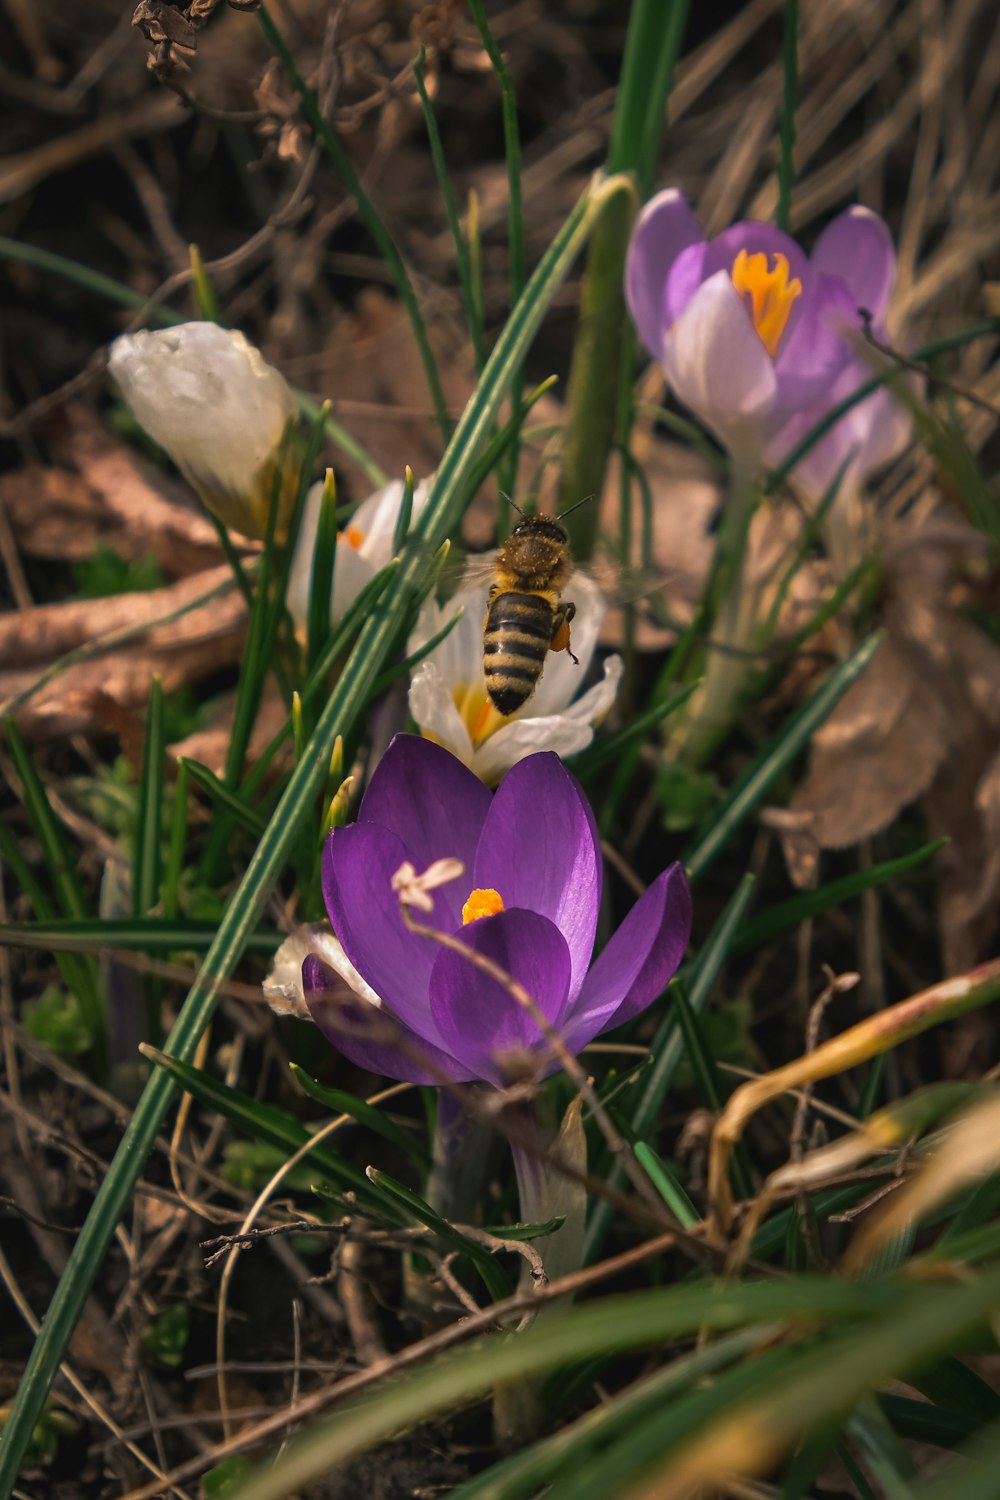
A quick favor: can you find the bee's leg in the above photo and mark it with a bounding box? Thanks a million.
[550,601,579,663]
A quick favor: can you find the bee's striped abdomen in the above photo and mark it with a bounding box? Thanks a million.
[483,590,554,715]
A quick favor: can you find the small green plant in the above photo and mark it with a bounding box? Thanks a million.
[140,1304,190,1370]
[22,986,94,1057]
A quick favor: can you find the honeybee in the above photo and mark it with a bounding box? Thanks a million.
[482,498,589,716]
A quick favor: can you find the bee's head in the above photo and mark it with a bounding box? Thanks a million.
[511,513,569,544]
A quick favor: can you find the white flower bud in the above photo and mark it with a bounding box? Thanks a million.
[108,322,301,540]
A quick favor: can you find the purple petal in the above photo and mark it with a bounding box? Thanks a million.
[765,350,914,497]
[664,240,708,325]
[322,822,452,1035]
[625,190,704,361]
[662,272,778,457]
[359,735,490,908]
[472,752,601,1001]
[303,954,472,1084]
[811,206,897,324]
[772,273,858,415]
[428,909,572,1087]
[701,220,810,289]
[563,862,692,1052]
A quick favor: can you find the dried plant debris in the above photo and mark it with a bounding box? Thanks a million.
[132,0,259,81]
[0,566,245,740]
[778,518,1000,964]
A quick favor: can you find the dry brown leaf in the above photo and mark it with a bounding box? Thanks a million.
[780,514,1000,965]
[787,636,951,852]
[49,404,236,575]
[0,566,245,739]
[320,288,473,497]
[0,466,116,561]
[171,678,289,778]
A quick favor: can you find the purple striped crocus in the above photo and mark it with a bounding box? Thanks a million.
[303,736,691,1087]
[625,191,900,465]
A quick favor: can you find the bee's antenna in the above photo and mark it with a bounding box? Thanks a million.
[556,493,594,522]
[499,490,525,518]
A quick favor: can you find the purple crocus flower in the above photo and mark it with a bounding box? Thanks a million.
[625,190,899,462]
[303,736,691,1087]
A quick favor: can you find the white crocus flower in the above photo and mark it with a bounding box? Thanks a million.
[108,322,300,541]
[287,475,431,632]
[408,568,623,783]
[263,926,381,1021]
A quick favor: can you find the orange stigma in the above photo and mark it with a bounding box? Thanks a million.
[462,887,505,924]
[730,248,802,358]
[342,525,365,549]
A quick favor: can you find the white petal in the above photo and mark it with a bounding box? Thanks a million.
[408,662,476,766]
[108,323,296,512]
[263,925,382,1018]
[408,576,487,686]
[529,571,605,715]
[356,477,432,564]
[472,714,596,782]
[662,272,776,460]
[309,928,384,1009]
[286,479,324,630]
[557,653,624,726]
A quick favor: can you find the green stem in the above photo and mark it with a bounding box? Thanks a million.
[670,456,760,766]
[557,0,689,559]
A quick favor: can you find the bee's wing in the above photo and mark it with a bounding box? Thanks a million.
[571,552,697,632]
[427,547,500,600]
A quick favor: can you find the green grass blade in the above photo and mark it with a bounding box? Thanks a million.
[585,872,756,1261]
[558,0,689,557]
[183,758,266,837]
[142,1046,385,1207]
[634,1142,699,1228]
[289,1064,427,1167]
[449,1328,768,1500]
[466,0,525,497]
[412,51,483,370]
[0,825,104,1042]
[368,606,462,699]
[670,980,754,1199]
[0,916,282,955]
[0,234,181,324]
[133,678,165,921]
[764,320,1000,495]
[306,469,338,673]
[0,171,622,1489]
[133,676,165,1044]
[366,1168,512,1303]
[297,394,387,491]
[732,838,946,954]
[3,721,104,1062]
[686,632,884,880]
[575,681,698,782]
[224,1276,946,1500]
[163,758,188,922]
[258,7,450,441]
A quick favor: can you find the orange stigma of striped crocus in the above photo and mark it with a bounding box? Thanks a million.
[730,248,803,358]
[462,888,505,924]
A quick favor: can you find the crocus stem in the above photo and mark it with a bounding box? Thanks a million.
[425,1087,494,1227]
[556,182,639,562]
[671,455,762,765]
[494,1094,587,1448]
